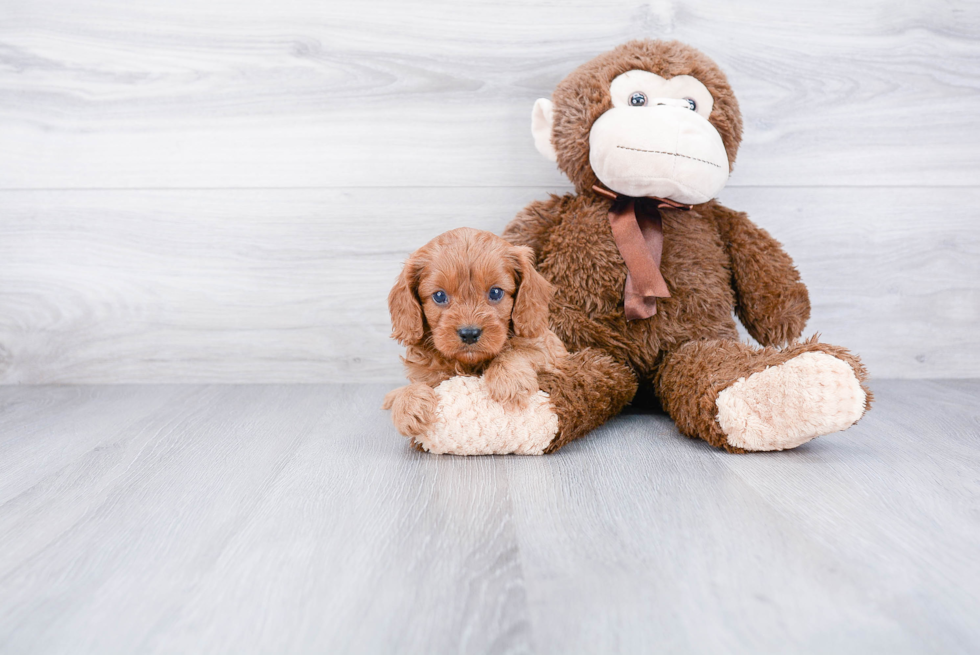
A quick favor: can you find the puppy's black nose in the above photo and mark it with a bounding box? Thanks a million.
[457,327,482,344]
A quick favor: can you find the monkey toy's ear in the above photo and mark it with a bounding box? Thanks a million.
[531,98,558,162]
[388,252,425,346]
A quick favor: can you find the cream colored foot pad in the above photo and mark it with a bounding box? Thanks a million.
[415,376,559,456]
[716,352,866,452]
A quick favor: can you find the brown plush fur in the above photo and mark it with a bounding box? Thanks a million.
[503,39,871,451]
[382,228,569,440]
[538,349,638,453]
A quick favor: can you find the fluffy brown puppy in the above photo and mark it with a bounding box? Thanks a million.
[382,228,570,447]
[493,39,872,453]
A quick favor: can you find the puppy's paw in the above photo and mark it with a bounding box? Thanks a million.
[386,383,438,437]
[381,387,399,410]
[484,361,538,411]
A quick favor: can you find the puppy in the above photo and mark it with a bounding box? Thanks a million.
[382,227,567,440]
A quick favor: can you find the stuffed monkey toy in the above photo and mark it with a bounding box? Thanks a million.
[397,39,871,454]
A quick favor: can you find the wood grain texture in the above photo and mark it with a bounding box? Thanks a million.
[509,378,980,653]
[0,380,978,653]
[0,0,978,383]
[0,0,978,188]
[0,385,533,654]
[0,186,976,383]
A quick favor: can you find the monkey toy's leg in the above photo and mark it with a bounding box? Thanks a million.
[410,348,637,455]
[655,337,872,453]
[538,348,638,453]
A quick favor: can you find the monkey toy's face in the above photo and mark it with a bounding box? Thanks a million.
[530,40,743,205]
[585,71,729,203]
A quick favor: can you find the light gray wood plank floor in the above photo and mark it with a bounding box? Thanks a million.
[1,380,978,654]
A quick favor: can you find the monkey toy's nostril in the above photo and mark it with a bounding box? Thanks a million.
[457,327,482,344]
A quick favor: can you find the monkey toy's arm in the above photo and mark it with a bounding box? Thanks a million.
[502,195,564,255]
[712,203,810,347]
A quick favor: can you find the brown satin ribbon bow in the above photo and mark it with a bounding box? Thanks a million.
[592,185,692,320]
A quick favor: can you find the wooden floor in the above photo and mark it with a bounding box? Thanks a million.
[1,380,978,654]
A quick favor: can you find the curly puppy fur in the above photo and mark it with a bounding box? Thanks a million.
[503,39,871,452]
[382,228,570,447]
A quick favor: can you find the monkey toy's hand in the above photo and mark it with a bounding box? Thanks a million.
[382,383,438,438]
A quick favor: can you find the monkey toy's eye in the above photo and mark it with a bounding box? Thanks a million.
[487,287,504,302]
[629,92,647,107]
[432,290,449,305]
[685,98,697,111]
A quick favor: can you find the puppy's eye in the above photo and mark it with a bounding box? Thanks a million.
[431,290,449,305]
[487,287,504,302]
[685,98,697,111]
[629,92,647,107]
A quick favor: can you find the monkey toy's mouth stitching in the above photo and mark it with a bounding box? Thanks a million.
[616,145,722,169]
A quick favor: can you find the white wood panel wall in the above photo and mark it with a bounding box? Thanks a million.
[1,0,978,383]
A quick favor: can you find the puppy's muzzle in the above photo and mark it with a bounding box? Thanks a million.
[457,326,482,344]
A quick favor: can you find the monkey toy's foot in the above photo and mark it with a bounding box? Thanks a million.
[414,376,559,455]
[715,351,867,452]
[408,349,636,456]
[658,338,872,453]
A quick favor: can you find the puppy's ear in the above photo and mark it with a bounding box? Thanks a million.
[509,245,552,338]
[388,251,425,345]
